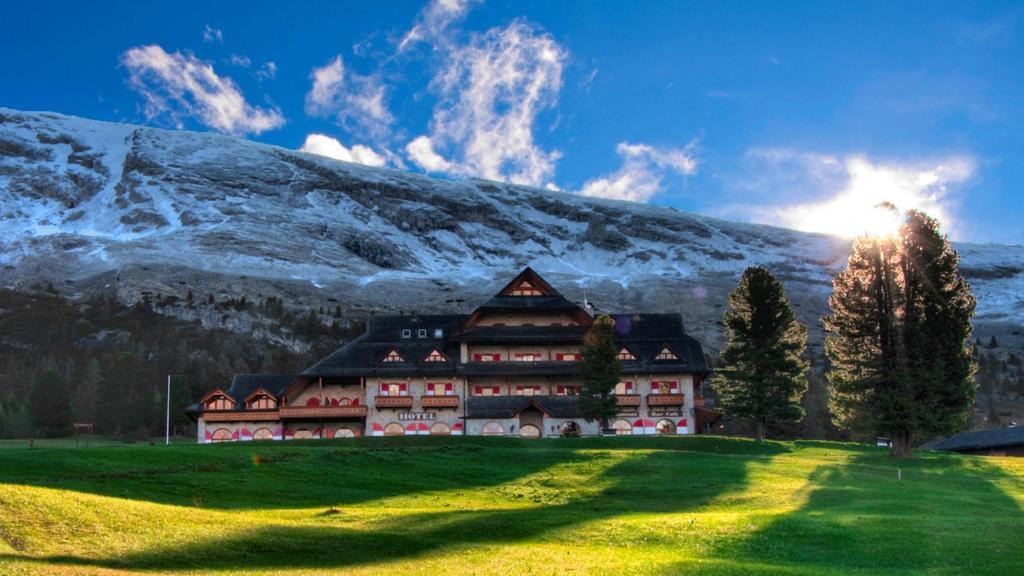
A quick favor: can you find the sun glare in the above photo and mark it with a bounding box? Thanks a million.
[782,157,966,238]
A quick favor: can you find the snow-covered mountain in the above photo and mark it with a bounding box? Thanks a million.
[1,108,1022,354]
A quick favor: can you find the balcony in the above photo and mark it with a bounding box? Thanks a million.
[204,410,279,422]
[647,394,685,406]
[375,396,414,409]
[280,405,368,419]
[615,394,641,407]
[421,395,459,408]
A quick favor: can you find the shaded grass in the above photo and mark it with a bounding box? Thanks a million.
[0,436,1022,575]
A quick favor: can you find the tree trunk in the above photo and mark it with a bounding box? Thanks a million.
[890,431,914,458]
[754,420,765,442]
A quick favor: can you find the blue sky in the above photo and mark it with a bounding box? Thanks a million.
[2,1,1021,243]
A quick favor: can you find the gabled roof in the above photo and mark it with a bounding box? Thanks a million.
[496,267,559,297]
[466,395,581,419]
[464,267,593,325]
[186,374,296,416]
[922,426,1024,452]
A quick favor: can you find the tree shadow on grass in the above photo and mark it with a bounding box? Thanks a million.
[0,438,782,572]
[0,435,786,510]
[699,451,1024,575]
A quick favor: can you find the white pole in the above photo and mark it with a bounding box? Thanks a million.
[165,375,171,446]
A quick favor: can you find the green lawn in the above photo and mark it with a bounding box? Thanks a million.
[0,436,1022,575]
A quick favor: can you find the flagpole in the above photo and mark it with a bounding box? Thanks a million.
[165,374,171,446]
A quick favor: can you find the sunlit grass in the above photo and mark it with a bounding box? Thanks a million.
[0,436,1022,575]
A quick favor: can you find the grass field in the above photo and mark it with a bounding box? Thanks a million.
[0,436,1022,575]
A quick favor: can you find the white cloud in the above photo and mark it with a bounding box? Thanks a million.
[410,20,567,186]
[579,141,699,203]
[255,61,277,81]
[228,54,251,68]
[406,135,455,173]
[203,25,223,44]
[299,133,388,167]
[305,55,392,138]
[398,0,478,52]
[121,44,285,135]
[720,148,976,238]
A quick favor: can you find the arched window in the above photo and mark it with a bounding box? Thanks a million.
[292,428,314,439]
[612,419,632,435]
[559,421,581,437]
[482,422,504,436]
[334,427,356,439]
[211,428,233,442]
[252,427,274,441]
[383,422,405,436]
[430,422,451,435]
[656,419,676,435]
[520,424,541,438]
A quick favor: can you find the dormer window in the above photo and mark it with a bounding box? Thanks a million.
[246,393,277,410]
[382,349,406,363]
[617,348,637,361]
[655,347,678,361]
[510,281,542,296]
[204,392,235,411]
[424,349,448,362]
[401,329,411,338]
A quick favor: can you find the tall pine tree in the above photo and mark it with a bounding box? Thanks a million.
[578,315,621,430]
[28,368,71,437]
[714,267,809,441]
[825,210,976,457]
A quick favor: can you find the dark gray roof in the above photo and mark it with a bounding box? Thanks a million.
[922,426,1024,452]
[185,373,296,415]
[475,294,583,312]
[466,395,581,419]
[303,314,465,377]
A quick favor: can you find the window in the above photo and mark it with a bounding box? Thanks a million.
[433,328,443,338]
[427,382,454,396]
[383,423,405,436]
[424,349,448,362]
[510,281,542,296]
[380,382,408,396]
[211,428,233,442]
[334,428,356,439]
[401,329,411,338]
[520,424,541,438]
[382,349,406,363]
[292,428,314,440]
[247,394,276,410]
[514,385,542,396]
[656,419,677,435]
[472,353,502,362]
[611,419,632,435]
[514,352,542,362]
[205,394,234,411]
[655,347,678,361]
[555,385,579,396]
[473,385,502,396]
[652,380,680,394]
[555,352,581,361]
[418,329,427,338]
[482,422,504,435]
[617,348,637,361]
[430,422,451,435]
[614,381,635,395]
[252,427,274,441]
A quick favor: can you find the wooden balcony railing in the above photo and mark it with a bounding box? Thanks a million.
[421,396,459,408]
[279,405,368,418]
[615,394,641,407]
[647,394,685,406]
[204,410,279,422]
[375,396,414,408]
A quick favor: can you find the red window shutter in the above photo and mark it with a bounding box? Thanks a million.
[474,386,483,395]
[492,385,501,395]
[555,353,564,361]
[516,385,523,392]
[379,383,388,396]
[473,353,482,361]
[556,386,565,394]
[400,382,408,395]
[492,354,501,362]
[445,382,453,394]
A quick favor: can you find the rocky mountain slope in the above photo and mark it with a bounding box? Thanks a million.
[2,108,1023,423]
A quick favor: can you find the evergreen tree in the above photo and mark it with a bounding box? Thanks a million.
[578,315,621,430]
[72,358,103,425]
[826,210,976,457]
[28,368,71,437]
[714,267,809,441]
